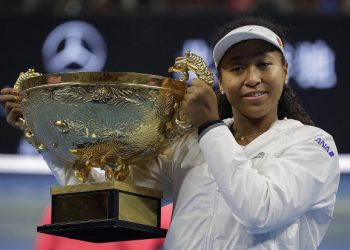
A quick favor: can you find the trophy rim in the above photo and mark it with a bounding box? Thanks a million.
[21,81,184,95]
[18,71,187,93]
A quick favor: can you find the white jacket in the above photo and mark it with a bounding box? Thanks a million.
[43,118,340,249]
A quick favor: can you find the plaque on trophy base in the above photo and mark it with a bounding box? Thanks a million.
[37,181,167,242]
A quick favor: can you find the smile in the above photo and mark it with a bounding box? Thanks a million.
[242,91,267,97]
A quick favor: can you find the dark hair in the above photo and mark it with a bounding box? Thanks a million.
[213,16,314,126]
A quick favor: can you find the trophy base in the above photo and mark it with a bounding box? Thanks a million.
[37,219,167,242]
[37,181,167,242]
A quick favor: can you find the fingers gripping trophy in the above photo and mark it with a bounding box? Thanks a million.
[13,51,214,242]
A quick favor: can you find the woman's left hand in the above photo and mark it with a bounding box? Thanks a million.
[183,79,220,127]
[0,87,24,129]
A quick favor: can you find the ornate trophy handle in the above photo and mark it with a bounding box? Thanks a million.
[168,51,214,129]
[13,69,42,129]
[13,69,47,151]
[14,68,42,92]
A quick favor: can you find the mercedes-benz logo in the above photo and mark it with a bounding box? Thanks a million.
[42,20,107,73]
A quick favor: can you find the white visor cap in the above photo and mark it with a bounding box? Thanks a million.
[213,25,285,67]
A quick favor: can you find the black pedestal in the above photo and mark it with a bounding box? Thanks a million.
[37,219,167,242]
[37,181,167,243]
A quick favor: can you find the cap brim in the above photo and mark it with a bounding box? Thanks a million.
[213,26,284,67]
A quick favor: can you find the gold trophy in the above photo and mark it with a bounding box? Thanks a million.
[14,52,214,242]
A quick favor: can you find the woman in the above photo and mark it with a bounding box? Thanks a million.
[177,17,340,249]
[1,17,340,249]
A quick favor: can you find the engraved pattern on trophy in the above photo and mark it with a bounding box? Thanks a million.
[21,88,51,152]
[17,73,180,182]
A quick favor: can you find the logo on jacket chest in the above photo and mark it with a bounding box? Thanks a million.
[314,138,334,157]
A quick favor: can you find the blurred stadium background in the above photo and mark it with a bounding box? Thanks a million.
[0,0,349,249]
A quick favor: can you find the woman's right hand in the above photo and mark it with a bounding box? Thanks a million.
[0,87,24,129]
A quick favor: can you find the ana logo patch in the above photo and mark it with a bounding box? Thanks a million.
[314,138,334,157]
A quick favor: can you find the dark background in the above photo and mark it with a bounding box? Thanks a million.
[0,14,348,154]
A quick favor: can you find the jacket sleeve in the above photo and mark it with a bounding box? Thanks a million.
[125,131,198,205]
[198,124,340,234]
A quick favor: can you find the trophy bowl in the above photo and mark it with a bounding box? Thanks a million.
[16,71,188,182]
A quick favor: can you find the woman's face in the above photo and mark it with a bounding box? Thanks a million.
[219,39,288,121]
